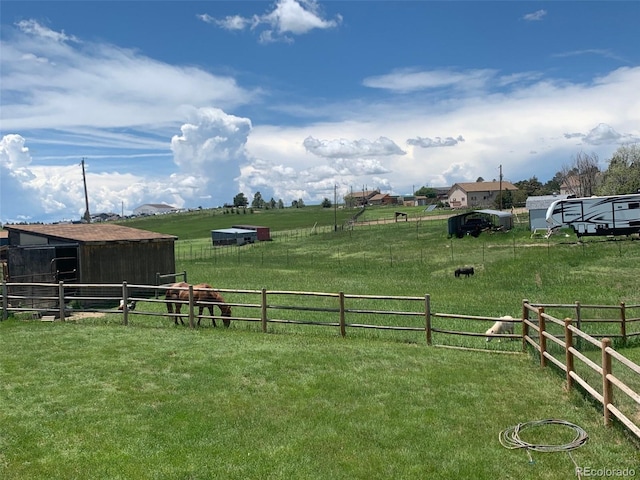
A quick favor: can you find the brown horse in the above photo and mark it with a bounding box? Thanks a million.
[192,283,232,327]
[165,282,231,327]
[165,282,189,325]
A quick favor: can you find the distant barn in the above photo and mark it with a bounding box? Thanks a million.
[5,224,176,308]
[211,228,257,246]
[232,225,271,241]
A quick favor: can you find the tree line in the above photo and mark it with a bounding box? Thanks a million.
[228,144,640,211]
[502,144,640,209]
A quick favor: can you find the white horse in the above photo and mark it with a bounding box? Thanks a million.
[485,315,515,342]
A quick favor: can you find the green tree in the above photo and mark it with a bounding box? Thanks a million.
[414,187,437,198]
[494,189,514,209]
[233,193,248,208]
[321,198,332,208]
[277,199,284,209]
[543,171,564,194]
[269,198,277,209]
[598,144,640,195]
[251,191,265,209]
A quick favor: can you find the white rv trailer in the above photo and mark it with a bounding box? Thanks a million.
[545,193,640,237]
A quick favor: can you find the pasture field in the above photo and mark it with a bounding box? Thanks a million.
[1,320,639,480]
[3,206,640,478]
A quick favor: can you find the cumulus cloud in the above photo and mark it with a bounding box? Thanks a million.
[169,107,254,205]
[0,134,34,170]
[303,136,405,158]
[0,133,186,223]
[563,123,640,146]
[3,11,640,224]
[523,9,547,21]
[198,0,342,43]
[407,135,465,148]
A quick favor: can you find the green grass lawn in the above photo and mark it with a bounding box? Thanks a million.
[3,206,640,478]
[1,320,638,480]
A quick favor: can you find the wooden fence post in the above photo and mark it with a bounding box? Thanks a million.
[425,294,432,346]
[188,285,195,329]
[521,299,529,353]
[564,318,574,391]
[620,302,627,345]
[575,301,582,350]
[58,281,65,321]
[339,292,346,338]
[261,288,267,333]
[602,337,613,426]
[122,282,129,326]
[2,281,7,321]
[538,307,546,368]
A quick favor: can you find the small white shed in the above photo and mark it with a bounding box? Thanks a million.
[526,195,572,232]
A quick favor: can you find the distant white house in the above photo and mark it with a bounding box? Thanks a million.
[133,203,177,216]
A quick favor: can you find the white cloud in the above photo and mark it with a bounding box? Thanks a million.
[15,19,79,43]
[2,15,640,223]
[303,136,405,158]
[2,20,253,133]
[407,136,465,148]
[169,107,254,206]
[362,68,496,93]
[199,0,342,43]
[563,123,640,146]
[523,10,547,21]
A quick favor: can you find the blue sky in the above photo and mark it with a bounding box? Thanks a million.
[1,1,639,223]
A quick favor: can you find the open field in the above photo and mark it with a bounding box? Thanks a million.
[1,320,638,480]
[2,206,640,478]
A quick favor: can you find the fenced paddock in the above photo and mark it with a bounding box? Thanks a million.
[523,300,640,442]
[3,281,640,441]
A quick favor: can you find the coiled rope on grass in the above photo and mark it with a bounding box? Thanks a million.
[499,419,588,477]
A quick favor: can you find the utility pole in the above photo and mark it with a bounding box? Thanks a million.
[334,184,337,232]
[81,158,91,223]
[499,164,503,210]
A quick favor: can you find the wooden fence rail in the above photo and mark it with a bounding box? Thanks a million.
[1,281,431,339]
[523,300,640,441]
[3,281,639,441]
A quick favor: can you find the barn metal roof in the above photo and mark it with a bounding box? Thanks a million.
[4,224,176,243]
[212,228,257,234]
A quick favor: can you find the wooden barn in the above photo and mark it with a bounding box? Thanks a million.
[4,224,176,308]
[211,228,257,246]
[232,225,271,241]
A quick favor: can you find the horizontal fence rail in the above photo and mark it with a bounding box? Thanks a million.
[2,281,639,441]
[522,300,640,442]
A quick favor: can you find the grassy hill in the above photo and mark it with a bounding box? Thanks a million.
[116,205,366,240]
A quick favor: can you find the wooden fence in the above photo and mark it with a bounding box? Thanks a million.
[3,281,639,441]
[522,300,640,441]
[1,281,431,336]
